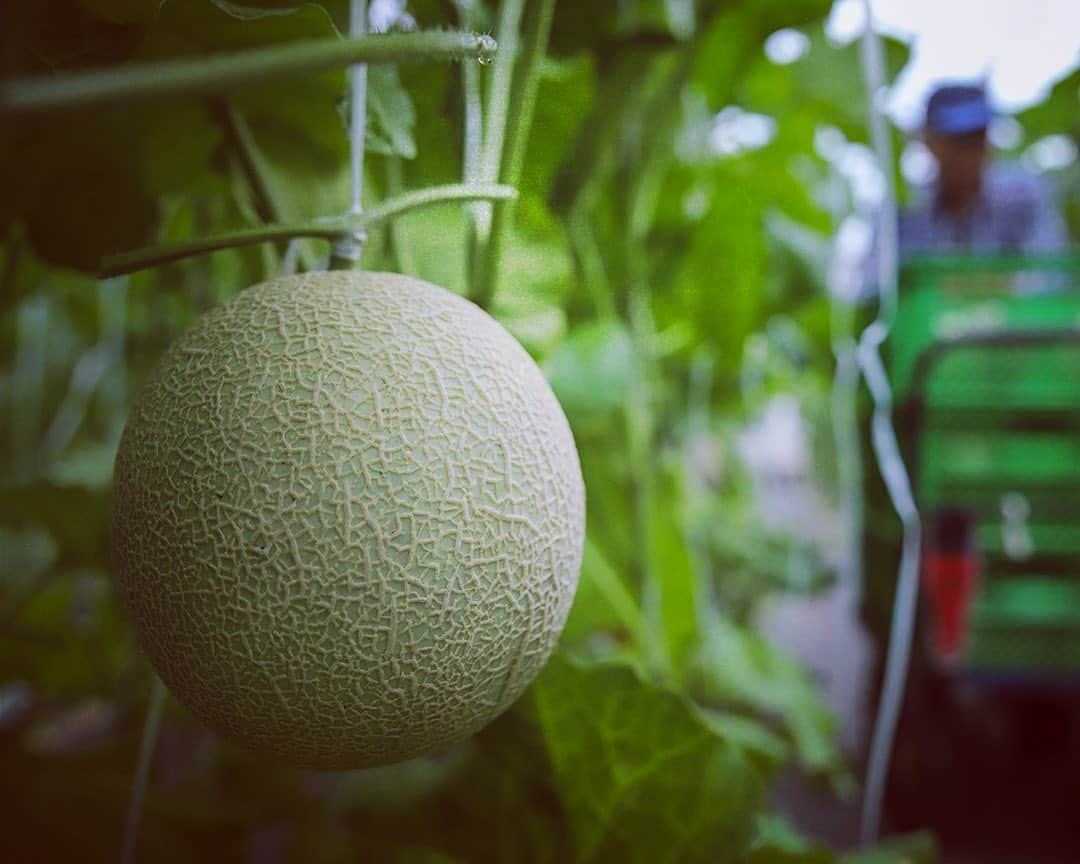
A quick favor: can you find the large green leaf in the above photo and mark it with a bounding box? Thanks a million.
[545,319,632,419]
[659,169,767,369]
[3,0,348,271]
[0,483,110,567]
[690,615,849,788]
[1014,66,1079,143]
[366,65,418,158]
[747,814,835,864]
[6,105,160,271]
[739,24,910,143]
[531,654,765,864]
[0,525,58,601]
[650,463,701,677]
[561,537,644,647]
[520,56,597,202]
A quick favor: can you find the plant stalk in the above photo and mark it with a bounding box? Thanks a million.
[479,0,526,195]
[473,0,557,311]
[1,31,496,114]
[384,157,417,276]
[221,104,321,272]
[364,183,516,225]
[467,0,525,307]
[100,223,346,278]
[625,267,664,672]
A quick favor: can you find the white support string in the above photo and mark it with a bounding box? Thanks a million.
[855,0,924,844]
[332,0,370,264]
[120,677,167,864]
[348,0,369,216]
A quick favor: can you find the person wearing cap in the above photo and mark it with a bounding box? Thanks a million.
[897,83,1067,260]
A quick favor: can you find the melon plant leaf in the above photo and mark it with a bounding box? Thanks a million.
[659,172,766,367]
[142,0,347,152]
[738,25,909,142]
[366,65,418,158]
[698,709,790,777]
[530,654,765,864]
[519,56,596,202]
[136,100,225,196]
[208,0,315,20]
[230,113,351,226]
[561,537,644,647]
[1016,66,1080,142]
[546,1,620,57]
[0,570,132,696]
[0,484,110,568]
[690,615,849,789]
[649,465,702,677]
[0,526,58,595]
[545,319,633,419]
[308,706,569,864]
[5,106,159,272]
[2,0,347,272]
[747,814,836,864]
[1015,68,1080,237]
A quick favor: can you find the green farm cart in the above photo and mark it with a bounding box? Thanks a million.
[862,254,1080,840]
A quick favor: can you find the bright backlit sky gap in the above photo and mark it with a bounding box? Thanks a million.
[826,0,1080,128]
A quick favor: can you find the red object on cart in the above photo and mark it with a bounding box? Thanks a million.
[923,509,979,662]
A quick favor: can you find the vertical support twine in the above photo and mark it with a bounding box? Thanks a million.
[856,0,923,845]
[458,0,484,291]
[120,677,167,864]
[331,0,370,268]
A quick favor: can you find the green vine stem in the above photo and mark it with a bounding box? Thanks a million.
[121,677,167,864]
[683,350,720,636]
[466,0,524,307]
[456,0,484,290]
[473,0,556,310]
[222,106,288,223]
[0,31,497,114]
[478,1,525,201]
[617,56,694,675]
[384,157,417,275]
[364,184,515,227]
[100,223,346,278]
[221,104,322,273]
[624,261,665,673]
[99,184,516,278]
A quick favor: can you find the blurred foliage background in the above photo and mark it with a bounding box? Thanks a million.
[0,1,1075,861]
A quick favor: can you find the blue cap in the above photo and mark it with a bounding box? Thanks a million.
[924,84,991,135]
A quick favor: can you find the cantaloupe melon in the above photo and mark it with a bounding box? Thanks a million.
[111,271,584,769]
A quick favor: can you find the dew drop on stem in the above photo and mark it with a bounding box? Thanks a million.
[476,34,496,65]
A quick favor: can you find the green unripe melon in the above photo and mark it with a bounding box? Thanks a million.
[111,271,585,769]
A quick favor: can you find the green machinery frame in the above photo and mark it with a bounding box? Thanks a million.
[884,254,1080,679]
